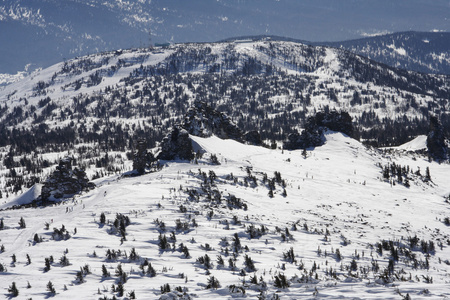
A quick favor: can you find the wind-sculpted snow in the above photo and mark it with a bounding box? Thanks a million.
[0,133,449,299]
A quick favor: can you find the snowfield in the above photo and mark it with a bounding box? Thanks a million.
[1,132,449,299]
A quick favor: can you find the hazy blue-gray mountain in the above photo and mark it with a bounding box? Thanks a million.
[1,0,449,76]
[317,32,450,75]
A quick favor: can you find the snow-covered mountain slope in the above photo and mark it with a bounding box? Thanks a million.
[0,133,449,299]
[1,40,448,135]
[0,39,449,202]
[319,32,450,75]
[1,0,450,76]
[394,135,427,152]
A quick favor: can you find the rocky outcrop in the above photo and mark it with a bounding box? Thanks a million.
[182,101,243,141]
[427,115,448,160]
[157,102,262,161]
[313,111,353,137]
[284,111,353,150]
[244,130,263,146]
[157,126,194,161]
[40,157,95,202]
[132,139,156,174]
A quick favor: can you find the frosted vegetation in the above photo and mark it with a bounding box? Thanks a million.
[0,132,449,299]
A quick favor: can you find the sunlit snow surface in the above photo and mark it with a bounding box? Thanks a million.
[395,135,427,151]
[0,133,449,299]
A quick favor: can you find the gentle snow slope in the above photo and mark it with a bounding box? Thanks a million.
[0,133,449,299]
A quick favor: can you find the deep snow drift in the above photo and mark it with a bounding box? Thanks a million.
[0,132,449,299]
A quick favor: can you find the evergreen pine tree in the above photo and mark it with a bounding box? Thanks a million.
[8,282,19,297]
[100,212,106,224]
[34,233,40,244]
[404,176,410,188]
[244,254,256,271]
[206,276,220,289]
[147,263,156,277]
[59,254,70,266]
[102,264,110,277]
[128,290,136,299]
[302,148,307,158]
[18,217,26,229]
[44,257,51,272]
[426,115,448,160]
[47,281,56,294]
[133,139,155,175]
[116,282,124,297]
[425,167,431,181]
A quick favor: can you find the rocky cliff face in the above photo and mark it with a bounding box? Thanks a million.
[158,101,261,161]
[182,101,243,141]
[39,157,95,202]
[284,111,354,150]
[157,127,194,161]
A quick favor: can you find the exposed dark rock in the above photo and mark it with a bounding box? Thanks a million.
[427,115,448,161]
[157,126,194,161]
[39,157,95,202]
[284,111,354,150]
[157,101,251,161]
[244,130,263,146]
[313,111,353,137]
[132,139,156,175]
[182,101,243,141]
[284,128,325,150]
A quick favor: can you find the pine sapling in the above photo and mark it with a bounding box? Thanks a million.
[47,281,56,294]
[8,282,19,297]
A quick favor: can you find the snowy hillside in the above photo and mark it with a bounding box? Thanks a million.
[394,135,427,152]
[2,0,449,76]
[0,39,449,202]
[1,132,449,299]
[318,31,450,75]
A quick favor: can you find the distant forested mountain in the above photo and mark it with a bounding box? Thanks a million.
[0,39,449,198]
[317,32,450,75]
[1,0,449,77]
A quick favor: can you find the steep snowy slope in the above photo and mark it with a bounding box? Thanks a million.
[1,133,449,299]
